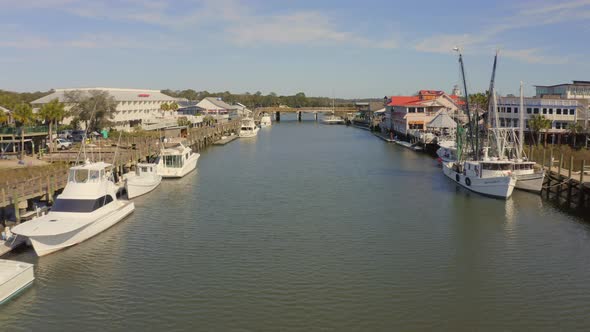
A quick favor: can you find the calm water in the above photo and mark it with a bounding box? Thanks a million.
[2,114,590,331]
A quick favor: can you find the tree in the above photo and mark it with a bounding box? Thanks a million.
[528,114,551,146]
[177,117,191,127]
[0,109,8,125]
[38,98,66,152]
[567,122,583,148]
[12,103,34,159]
[168,102,179,111]
[160,103,170,111]
[65,90,117,131]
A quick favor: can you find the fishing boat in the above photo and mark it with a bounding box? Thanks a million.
[442,49,516,199]
[156,142,200,178]
[0,260,34,304]
[11,160,135,256]
[260,113,272,127]
[239,118,260,138]
[124,162,162,198]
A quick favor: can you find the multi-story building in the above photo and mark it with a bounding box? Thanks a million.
[535,80,590,99]
[496,97,580,133]
[384,90,462,136]
[31,87,178,131]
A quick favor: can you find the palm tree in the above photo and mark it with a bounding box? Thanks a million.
[160,103,170,112]
[168,102,179,112]
[567,122,583,148]
[38,98,66,152]
[12,103,34,159]
[528,114,551,146]
[0,109,8,125]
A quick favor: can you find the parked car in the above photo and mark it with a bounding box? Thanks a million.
[58,130,73,139]
[47,138,73,150]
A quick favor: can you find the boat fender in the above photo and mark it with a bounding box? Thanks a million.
[455,174,460,182]
[465,177,471,186]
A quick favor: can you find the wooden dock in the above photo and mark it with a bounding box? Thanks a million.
[0,120,241,216]
[214,135,239,145]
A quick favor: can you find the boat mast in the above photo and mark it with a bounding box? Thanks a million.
[487,50,499,129]
[455,48,477,160]
[518,81,525,159]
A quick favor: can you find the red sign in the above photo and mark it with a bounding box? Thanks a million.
[138,94,150,97]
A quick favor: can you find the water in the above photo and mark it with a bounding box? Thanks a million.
[2,114,590,331]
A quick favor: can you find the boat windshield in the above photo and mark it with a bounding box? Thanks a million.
[481,163,513,171]
[163,155,183,168]
[68,169,102,183]
[51,195,114,213]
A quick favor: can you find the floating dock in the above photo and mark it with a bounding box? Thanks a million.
[214,135,239,145]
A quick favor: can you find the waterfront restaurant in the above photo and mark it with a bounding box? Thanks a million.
[196,97,237,122]
[31,88,178,131]
[384,90,462,137]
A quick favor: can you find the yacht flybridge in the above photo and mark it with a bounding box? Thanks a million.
[156,142,200,178]
[11,160,135,256]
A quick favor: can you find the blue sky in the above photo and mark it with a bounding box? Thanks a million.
[1,0,589,98]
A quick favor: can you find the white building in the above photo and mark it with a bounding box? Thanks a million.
[496,96,580,133]
[31,88,178,131]
[196,97,238,122]
[536,80,590,99]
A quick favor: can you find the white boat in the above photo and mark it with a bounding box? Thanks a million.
[0,260,34,304]
[239,118,260,138]
[321,114,345,125]
[260,113,272,127]
[442,159,516,199]
[124,162,162,198]
[436,140,457,162]
[156,142,200,178]
[11,161,135,256]
[512,161,545,192]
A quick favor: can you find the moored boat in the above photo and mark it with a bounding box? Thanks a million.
[239,118,260,138]
[156,142,200,178]
[124,162,162,198]
[0,260,34,304]
[11,161,135,256]
[442,160,516,199]
[260,113,272,127]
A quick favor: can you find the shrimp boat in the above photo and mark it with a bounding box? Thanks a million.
[11,160,135,256]
[156,142,200,178]
[124,162,162,198]
[442,49,516,199]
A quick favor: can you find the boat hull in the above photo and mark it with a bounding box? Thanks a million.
[239,127,260,138]
[442,162,516,199]
[160,154,199,179]
[0,260,34,304]
[125,175,162,198]
[27,201,135,256]
[514,172,545,192]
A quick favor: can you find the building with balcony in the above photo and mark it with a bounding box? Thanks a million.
[30,88,178,131]
[536,81,590,99]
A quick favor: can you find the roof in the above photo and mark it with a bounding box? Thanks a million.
[427,113,457,128]
[31,88,177,104]
[71,161,113,170]
[535,80,590,88]
[388,96,423,106]
[418,90,445,96]
[201,97,237,110]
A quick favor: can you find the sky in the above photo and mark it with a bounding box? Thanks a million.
[1,0,589,98]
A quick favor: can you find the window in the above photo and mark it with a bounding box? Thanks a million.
[52,195,114,213]
[513,119,519,127]
[556,108,562,115]
[549,108,553,115]
[69,169,89,183]
[543,108,547,114]
[164,155,183,168]
[500,118,505,126]
[527,108,532,114]
[408,107,416,113]
[514,107,518,113]
[570,109,575,115]
[525,120,530,129]
[534,108,539,114]
[507,107,512,113]
[417,107,425,113]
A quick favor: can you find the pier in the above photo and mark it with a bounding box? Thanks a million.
[0,120,241,218]
[254,107,356,122]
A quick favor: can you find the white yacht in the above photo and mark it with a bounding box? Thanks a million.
[11,161,135,256]
[442,158,516,199]
[321,114,345,125]
[239,118,260,138]
[260,113,272,127]
[124,162,162,198]
[156,142,200,178]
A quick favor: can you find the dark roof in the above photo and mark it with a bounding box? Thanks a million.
[535,80,590,88]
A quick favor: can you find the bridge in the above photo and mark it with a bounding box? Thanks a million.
[254,107,357,121]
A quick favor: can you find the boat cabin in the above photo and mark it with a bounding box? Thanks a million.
[136,163,156,175]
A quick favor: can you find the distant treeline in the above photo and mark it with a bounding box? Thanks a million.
[161,89,368,108]
[0,89,52,109]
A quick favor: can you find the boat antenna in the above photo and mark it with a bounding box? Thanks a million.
[74,98,99,165]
